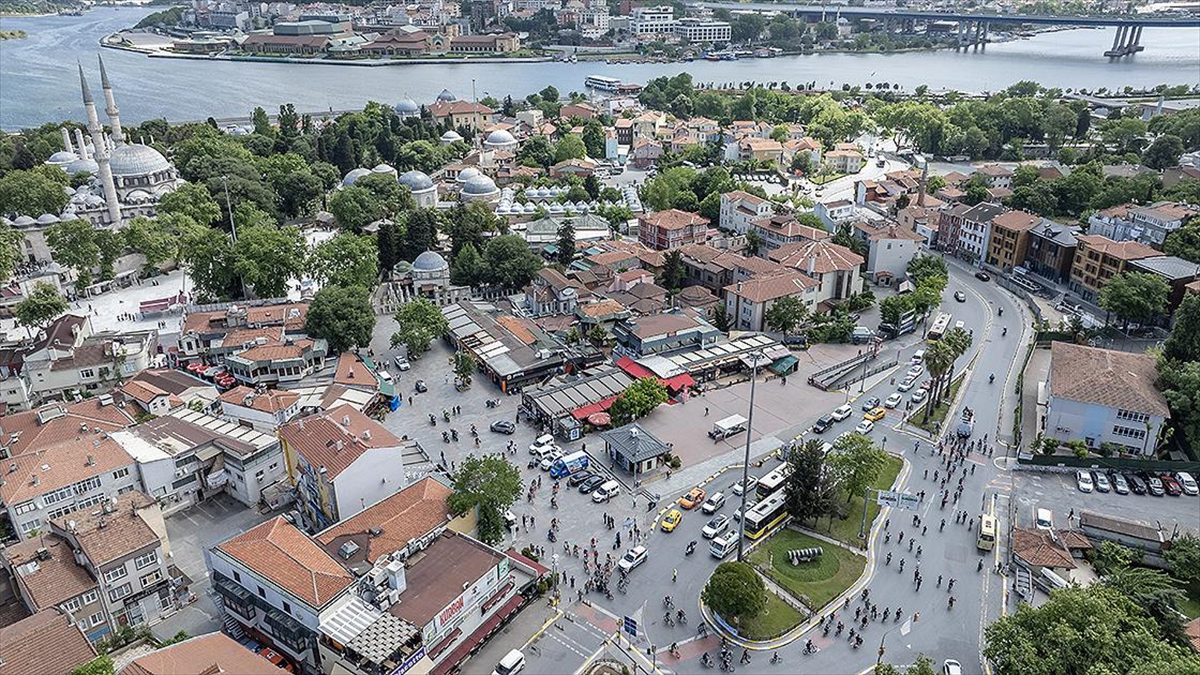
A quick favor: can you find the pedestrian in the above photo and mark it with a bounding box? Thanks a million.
[922,526,927,536]
[571,576,576,588]
[705,406,710,416]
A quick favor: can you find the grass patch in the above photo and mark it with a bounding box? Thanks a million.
[750,529,866,609]
[1181,579,1200,620]
[794,454,903,548]
[912,374,965,435]
[736,591,804,641]
[810,171,847,186]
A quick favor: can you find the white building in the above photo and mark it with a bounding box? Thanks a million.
[814,200,858,230]
[674,17,731,42]
[954,202,1005,266]
[218,385,301,432]
[719,190,774,234]
[1087,201,1198,248]
[853,220,925,283]
[768,239,865,306]
[723,272,819,332]
[630,5,677,36]
[1044,342,1170,455]
[19,313,158,407]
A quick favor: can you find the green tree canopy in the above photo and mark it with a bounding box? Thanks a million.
[1098,271,1170,328]
[1165,533,1200,585]
[14,281,67,331]
[1163,294,1200,363]
[702,562,766,625]
[0,222,26,284]
[311,232,379,290]
[232,219,306,299]
[784,439,835,524]
[764,295,809,334]
[329,185,383,233]
[554,134,587,163]
[828,433,886,502]
[305,285,376,353]
[47,218,102,291]
[390,298,449,357]
[0,168,70,216]
[609,377,668,425]
[483,235,542,288]
[157,182,222,227]
[450,242,484,287]
[1143,134,1185,171]
[448,455,522,546]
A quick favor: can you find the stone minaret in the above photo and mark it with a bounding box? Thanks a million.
[61,127,74,155]
[80,65,121,224]
[74,129,90,160]
[98,55,124,147]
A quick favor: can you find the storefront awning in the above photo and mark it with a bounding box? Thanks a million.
[429,595,525,675]
[615,356,695,392]
[571,395,620,420]
[769,355,799,375]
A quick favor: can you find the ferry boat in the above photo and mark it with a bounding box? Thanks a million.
[584,75,622,92]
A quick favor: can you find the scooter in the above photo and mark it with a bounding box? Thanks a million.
[442,431,450,443]
[428,414,436,426]
[685,540,697,556]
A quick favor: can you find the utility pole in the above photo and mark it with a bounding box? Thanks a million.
[736,351,765,562]
[222,175,248,299]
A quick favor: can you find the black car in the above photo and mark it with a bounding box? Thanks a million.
[578,475,606,494]
[975,271,991,282]
[861,397,880,412]
[813,415,835,434]
[567,471,595,487]
[489,420,516,435]
[1125,472,1147,495]
[414,379,428,393]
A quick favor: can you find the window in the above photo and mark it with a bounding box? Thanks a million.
[13,501,36,516]
[282,601,291,614]
[89,613,104,627]
[1112,425,1146,440]
[108,583,132,602]
[118,485,135,495]
[19,519,42,535]
[233,571,241,583]
[134,552,158,570]
[140,570,163,586]
[80,369,95,379]
[61,597,82,613]
[1117,409,1149,424]
[104,566,128,583]
[112,467,130,480]
[83,590,98,605]
[257,586,266,599]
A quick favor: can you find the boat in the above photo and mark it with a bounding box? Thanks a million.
[584,75,622,92]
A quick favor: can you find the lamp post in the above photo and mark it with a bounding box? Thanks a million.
[736,351,766,562]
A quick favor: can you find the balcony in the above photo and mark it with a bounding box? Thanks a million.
[213,576,257,622]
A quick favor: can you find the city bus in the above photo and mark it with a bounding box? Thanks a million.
[977,514,997,551]
[742,489,790,540]
[927,312,952,341]
[757,464,794,498]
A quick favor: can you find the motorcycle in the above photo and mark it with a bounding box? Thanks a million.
[989,374,995,384]
[701,653,713,669]
[428,414,436,426]
[442,431,450,443]
[685,540,697,556]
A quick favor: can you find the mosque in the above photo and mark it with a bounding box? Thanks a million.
[3,57,183,266]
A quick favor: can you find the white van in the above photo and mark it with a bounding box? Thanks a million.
[710,533,737,559]
[911,350,925,365]
[493,649,525,675]
[533,434,554,447]
[592,480,621,503]
[1035,508,1053,532]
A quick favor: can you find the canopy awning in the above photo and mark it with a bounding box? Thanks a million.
[769,355,799,375]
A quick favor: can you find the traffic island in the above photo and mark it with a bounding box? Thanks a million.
[749,529,867,610]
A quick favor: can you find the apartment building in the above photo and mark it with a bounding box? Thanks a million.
[974,164,1013,189]
[719,190,774,234]
[638,209,710,250]
[630,5,676,35]
[814,200,857,229]
[1069,235,1159,303]
[612,311,722,358]
[751,215,830,252]
[768,239,865,305]
[852,220,925,282]
[1025,221,1080,283]
[0,609,97,674]
[218,385,301,432]
[178,301,309,363]
[1087,201,1199,248]
[674,17,731,42]
[985,209,1041,272]
[948,202,1005,265]
[724,272,819,332]
[0,397,136,458]
[224,338,329,387]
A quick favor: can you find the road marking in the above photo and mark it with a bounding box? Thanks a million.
[522,608,564,651]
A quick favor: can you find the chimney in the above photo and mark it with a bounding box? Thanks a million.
[86,454,95,466]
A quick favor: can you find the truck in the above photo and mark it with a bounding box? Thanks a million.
[708,414,749,441]
[549,450,589,478]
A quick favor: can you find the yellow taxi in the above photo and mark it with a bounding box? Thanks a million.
[680,487,707,510]
[864,407,887,422]
[661,509,683,532]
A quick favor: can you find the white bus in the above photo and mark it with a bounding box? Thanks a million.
[927,312,952,341]
[584,75,622,92]
[756,463,793,498]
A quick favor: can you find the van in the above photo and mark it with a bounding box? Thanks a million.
[819,442,834,457]
[911,350,925,365]
[710,533,737,559]
[493,649,525,675]
[592,480,621,503]
[851,326,874,344]
[1035,508,1053,532]
[534,434,554,447]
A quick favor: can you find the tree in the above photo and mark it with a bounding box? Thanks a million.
[554,135,587,162]
[1098,271,1170,329]
[72,655,114,675]
[879,294,912,326]
[47,219,101,291]
[702,562,766,625]
[922,339,957,420]
[906,254,948,285]
[483,235,542,288]
[123,216,177,270]
[827,433,886,502]
[454,350,476,385]
[311,233,379,290]
[0,222,26,284]
[233,222,306,298]
[451,242,484,286]
[14,282,67,331]
[1142,134,1185,171]
[764,295,808,334]
[157,182,222,227]
[1092,541,1140,576]
[400,208,441,261]
[390,298,448,357]
[178,222,235,302]
[1102,566,1190,643]
[305,285,375,353]
[744,229,763,256]
[448,455,522,546]
[1159,360,1200,453]
[582,122,606,159]
[1163,294,1200,363]
[876,655,936,675]
[711,304,731,332]
[0,169,70,216]
[1165,533,1200,584]
[1163,220,1200,264]
[784,439,834,524]
[659,250,686,290]
[556,221,576,266]
[609,377,668,425]
[329,185,382,233]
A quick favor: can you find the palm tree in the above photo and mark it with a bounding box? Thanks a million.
[922,340,956,421]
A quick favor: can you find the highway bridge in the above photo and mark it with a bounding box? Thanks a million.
[696,2,1200,56]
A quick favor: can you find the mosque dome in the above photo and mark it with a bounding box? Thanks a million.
[342,168,371,187]
[461,174,498,196]
[36,214,60,225]
[65,158,99,176]
[394,97,420,115]
[399,170,434,192]
[412,250,449,272]
[436,89,457,102]
[483,129,517,148]
[523,202,537,214]
[109,143,171,177]
[48,151,79,165]
[372,163,397,175]
[456,167,483,184]
[13,215,36,227]
[440,130,464,144]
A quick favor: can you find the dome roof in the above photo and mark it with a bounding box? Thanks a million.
[484,129,517,147]
[65,158,99,176]
[437,89,457,102]
[48,151,79,164]
[461,174,498,196]
[440,130,464,143]
[13,215,36,227]
[109,143,171,177]
[457,167,483,183]
[399,170,434,191]
[523,202,537,213]
[412,250,449,272]
[394,97,420,114]
[342,167,371,186]
[372,163,396,174]
[36,214,60,225]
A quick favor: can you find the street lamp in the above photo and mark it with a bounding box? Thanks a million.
[736,351,767,562]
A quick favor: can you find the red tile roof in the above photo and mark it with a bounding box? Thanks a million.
[639,209,709,231]
[216,517,353,609]
[2,536,98,611]
[0,609,96,675]
[53,492,160,566]
[278,405,404,480]
[726,271,818,303]
[0,399,136,457]
[769,239,865,274]
[219,385,299,414]
[1075,235,1159,261]
[120,632,279,675]
[315,477,453,566]
[0,436,135,506]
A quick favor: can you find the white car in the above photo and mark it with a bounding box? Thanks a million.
[702,515,730,539]
[907,365,924,378]
[884,393,903,409]
[494,650,525,675]
[1176,471,1199,496]
[701,492,726,514]
[732,477,758,496]
[539,451,563,471]
[855,420,875,435]
[394,356,410,371]
[910,389,928,404]
[1076,470,1094,493]
[897,378,916,392]
[943,660,962,675]
[831,404,853,421]
[617,545,648,573]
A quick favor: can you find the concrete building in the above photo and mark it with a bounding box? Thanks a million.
[611,311,722,358]
[629,5,677,36]
[814,200,857,229]
[674,17,731,42]
[1128,255,1200,314]
[724,272,819,332]
[19,313,157,407]
[279,405,413,532]
[117,631,280,675]
[1068,235,1159,303]
[427,100,496,132]
[638,209,710,250]
[751,215,830,252]
[442,301,565,393]
[768,239,865,306]
[524,267,590,317]
[852,220,925,284]
[1024,221,1079,284]
[218,385,301,432]
[1087,201,1199,248]
[1043,342,1170,455]
[718,190,774,234]
[951,202,1005,266]
[974,164,1013,190]
[985,209,1041,272]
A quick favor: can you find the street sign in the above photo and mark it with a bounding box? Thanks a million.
[623,616,638,638]
[876,490,899,508]
[897,492,921,511]
[876,490,920,511]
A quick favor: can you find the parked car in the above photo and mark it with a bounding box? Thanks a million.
[813,415,835,434]
[1076,470,1094,493]
[954,290,967,302]
[493,650,525,675]
[943,660,963,675]
[661,509,683,532]
[974,271,991,282]
[680,487,707,510]
[1092,471,1111,493]
[1176,471,1199,496]
[1108,471,1129,495]
[539,451,563,471]
[732,476,758,496]
[617,546,648,573]
[1142,472,1165,496]
[884,393,903,409]
[861,397,880,412]
[394,357,411,371]
[701,492,726,514]
[910,389,928,404]
[578,475,606,493]
[831,405,853,421]
[907,365,924,378]
[1125,472,1147,495]
[489,420,516,435]
[1035,508,1053,531]
[567,471,595,487]
[702,515,730,539]
[855,420,875,435]
[1160,473,1183,496]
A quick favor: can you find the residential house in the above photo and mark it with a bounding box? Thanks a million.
[0,398,136,458]
[823,148,863,174]
[1025,221,1080,283]
[178,301,309,363]
[768,240,865,306]
[1128,256,1200,314]
[611,311,721,358]
[949,202,1005,265]
[218,386,301,432]
[897,203,941,248]
[117,631,280,675]
[934,203,972,253]
[0,609,97,674]
[852,220,925,283]
[427,100,496,131]
[560,102,599,120]
[279,405,412,532]
[986,209,1041,272]
[1088,201,1199,248]
[724,272,819,332]
[638,209,709,250]
[678,244,740,292]
[550,157,599,179]
[975,164,1013,190]
[575,298,632,330]
[718,190,774,234]
[19,312,157,406]
[814,200,857,229]
[524,268,590,317]
[119,369,218,417]
[785,137,822,169]
[1043,342,1170,455]
[629,138,663,169]
[751,215,830,252]
[1069,235,1159,303]
[737,137,786,167]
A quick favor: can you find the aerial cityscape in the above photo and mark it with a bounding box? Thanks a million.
[0,0,1198,673]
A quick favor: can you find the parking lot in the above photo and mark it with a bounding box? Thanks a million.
[1012,469,1200,532]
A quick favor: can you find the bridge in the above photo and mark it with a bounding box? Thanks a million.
[696,2,1200,57]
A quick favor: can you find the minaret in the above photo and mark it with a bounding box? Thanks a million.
[61,127,74,156]
[98,55,124,147]
[81,65,121,224]
[74,129,90,160]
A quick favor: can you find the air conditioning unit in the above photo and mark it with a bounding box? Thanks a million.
[175,468,189,478]
[367,566,388,587]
